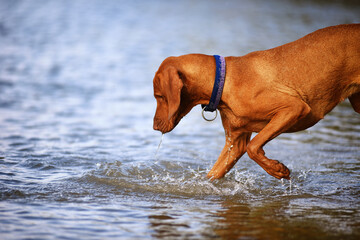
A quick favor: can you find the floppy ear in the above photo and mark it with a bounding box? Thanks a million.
[165,67,183,120]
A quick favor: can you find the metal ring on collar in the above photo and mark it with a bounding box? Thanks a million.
[202,107,218,121]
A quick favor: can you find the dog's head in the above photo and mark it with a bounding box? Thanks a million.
[153,60,184,133]
[153,55,208,133]
[153,58,188,133]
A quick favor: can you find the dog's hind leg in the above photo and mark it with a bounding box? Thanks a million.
[349,92,360,114]
[246,99,311,180]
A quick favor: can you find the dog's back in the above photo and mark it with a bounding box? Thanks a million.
[264,24,360,118]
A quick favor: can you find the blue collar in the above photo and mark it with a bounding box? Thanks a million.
[201,55,226,112]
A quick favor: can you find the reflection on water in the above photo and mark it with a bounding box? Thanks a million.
[0,0,359,239]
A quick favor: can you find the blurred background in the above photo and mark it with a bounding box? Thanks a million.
[0,0,359,239]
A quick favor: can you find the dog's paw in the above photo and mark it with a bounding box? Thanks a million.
[265,160,291,180]
[207,169,226,181]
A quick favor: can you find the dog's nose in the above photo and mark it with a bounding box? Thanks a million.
[153,118,160,131]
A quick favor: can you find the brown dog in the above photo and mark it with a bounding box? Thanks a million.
[153,24,360,180]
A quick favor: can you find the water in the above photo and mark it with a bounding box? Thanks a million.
[156,134,164,158]
[0,0,359,239]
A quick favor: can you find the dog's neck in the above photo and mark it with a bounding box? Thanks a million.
[180,54,227,109]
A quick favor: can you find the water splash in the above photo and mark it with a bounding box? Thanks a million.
[90,160,278,198]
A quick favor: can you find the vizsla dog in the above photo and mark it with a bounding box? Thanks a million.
[153,24,360,180]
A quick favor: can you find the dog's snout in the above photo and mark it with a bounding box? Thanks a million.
[153,117,171,134]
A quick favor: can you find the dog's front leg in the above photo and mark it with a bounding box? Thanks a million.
[207,131,252,180]
[246,100,311,180]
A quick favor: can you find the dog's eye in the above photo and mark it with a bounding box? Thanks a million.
[155,95,164,101]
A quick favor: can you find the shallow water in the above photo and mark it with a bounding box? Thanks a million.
[0,0,360,239]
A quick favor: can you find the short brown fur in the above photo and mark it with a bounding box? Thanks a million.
[153,24,360,180]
